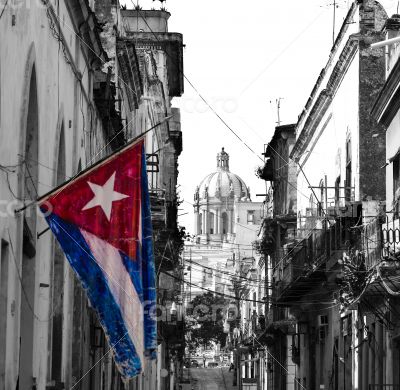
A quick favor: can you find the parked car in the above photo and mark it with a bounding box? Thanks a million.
[207,362,219,368]
[190,360,199,368]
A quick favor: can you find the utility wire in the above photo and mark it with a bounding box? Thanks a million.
[163,269,336,306]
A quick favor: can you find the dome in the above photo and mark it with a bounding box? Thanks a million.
[195,148,250,201]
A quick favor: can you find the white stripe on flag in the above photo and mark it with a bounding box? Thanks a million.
[81,229,145,364]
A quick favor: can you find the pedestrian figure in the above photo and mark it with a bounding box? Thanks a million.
[229,362,234,372]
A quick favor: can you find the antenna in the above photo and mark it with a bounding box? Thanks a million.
[333,0,336,44]
[276,98,283,126]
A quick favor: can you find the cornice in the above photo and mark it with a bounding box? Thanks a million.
[291,37,358,160]
[371,54,400,127]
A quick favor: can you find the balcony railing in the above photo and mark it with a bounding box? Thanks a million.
[363,217,383,269]
[150,188,166,229]
[382,218,400,258]
[274,217,360,301]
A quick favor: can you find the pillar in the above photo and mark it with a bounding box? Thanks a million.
[194,211,199,235]
[216,209,220,234]
[368,322,375,386]
[213,211,218,235]
[386,327,393,386]
[375,321,383,387]
[362,335,368,390]
[204,209,208,234]
[202,211,206,234]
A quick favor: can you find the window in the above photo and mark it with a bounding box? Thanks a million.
[393,155,400,217]
[209,213,214,234]
[318,179,324,217]
[252,292,256,308]
[247,211,255,224]
[345,138,352,201]
[335,176,341,206]
[222,212,228,234]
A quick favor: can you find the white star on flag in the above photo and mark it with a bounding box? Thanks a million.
[82,172,129,221]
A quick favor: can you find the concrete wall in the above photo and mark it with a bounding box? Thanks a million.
[0,1,108,388]
[296,56,360,222]
[0,2,183,389]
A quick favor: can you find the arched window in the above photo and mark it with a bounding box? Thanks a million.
[309,194,314,210]
[298,211,302,230]
[318,179,324,217]
[345,137,352,201]
[51,122,66,383]
[335,176,341,206]
[209,213,215,234]
[19,64,39,389]
[222,212,228,235]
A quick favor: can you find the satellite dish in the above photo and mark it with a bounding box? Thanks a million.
[160,368,169,378]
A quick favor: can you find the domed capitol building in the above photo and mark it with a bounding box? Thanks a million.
[184,148,264,299]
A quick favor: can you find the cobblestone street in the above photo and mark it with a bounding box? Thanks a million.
[185,368,237,390]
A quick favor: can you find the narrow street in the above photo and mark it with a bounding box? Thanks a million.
[187,367,237,390]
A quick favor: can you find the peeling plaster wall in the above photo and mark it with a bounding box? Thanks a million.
[0,1,107,388]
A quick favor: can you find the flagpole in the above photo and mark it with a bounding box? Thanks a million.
[15,115,173,214]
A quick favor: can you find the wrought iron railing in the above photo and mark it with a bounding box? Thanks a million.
[274,217,361,296]
[382,217,400,258]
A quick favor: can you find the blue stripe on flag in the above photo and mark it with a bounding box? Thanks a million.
[141,145,157,353]
[45,212,143,378]
[120,251,143,303]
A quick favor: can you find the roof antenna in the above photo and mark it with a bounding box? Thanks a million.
[275,98,283,126]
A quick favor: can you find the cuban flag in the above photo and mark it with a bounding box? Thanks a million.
[39,138,156,378]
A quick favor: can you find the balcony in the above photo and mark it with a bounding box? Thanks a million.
[274,242,312,303]
[382,218,400,258]
[274,217,360,303]
[150,189,167,230]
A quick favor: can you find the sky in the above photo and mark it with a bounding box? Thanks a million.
[122,0,400,233]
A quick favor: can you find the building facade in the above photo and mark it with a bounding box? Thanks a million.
[370,12,400,389]
[252,1,394,390]
[185,148,263,302]
[0,1,184,389]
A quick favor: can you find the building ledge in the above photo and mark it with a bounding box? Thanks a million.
[125,31,184,97]
[371,52,400,127]
[116,38,143,110]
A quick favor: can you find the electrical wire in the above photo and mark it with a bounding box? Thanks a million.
[163,268,336,306]
[0,0,8,20]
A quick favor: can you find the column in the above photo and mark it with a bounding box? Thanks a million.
[362,335,368,390]
[375,322,383,387]
[204,209,208,234]
[386,328,393,386]
[216,209,220,235]
[194,211,199,235]
[213,211,217,235]
[368,322,375,386]
[202,211,206,234]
